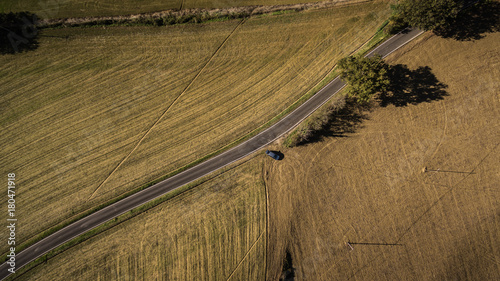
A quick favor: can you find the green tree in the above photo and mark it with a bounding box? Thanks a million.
[337,55,390,103]
[385,4,409,34]
[397,0,465,32]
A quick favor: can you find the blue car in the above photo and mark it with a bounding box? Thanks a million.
[265,150,280,160]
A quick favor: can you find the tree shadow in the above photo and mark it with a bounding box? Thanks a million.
[0,36,39,54]
[435,1,500,41]
[327,100,370,137]
[298,99,369,146]
[292,65,447,146]
[379,64,448,107]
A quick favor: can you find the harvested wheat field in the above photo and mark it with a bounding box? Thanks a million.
[0,1,391,253]
[265,31,500,280]
[13,157,266,281]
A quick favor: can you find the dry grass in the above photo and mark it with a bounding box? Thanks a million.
[0,22,240,252]
[265,31,500,280]
[0,0,358,19]
[0,1,392,253]
[12,157,266,281]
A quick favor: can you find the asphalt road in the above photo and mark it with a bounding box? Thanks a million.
[0,27,423,280]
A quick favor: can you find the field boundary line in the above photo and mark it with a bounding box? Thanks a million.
[429,102,449,159]
[225,230,265,281]
[86,18,246,201]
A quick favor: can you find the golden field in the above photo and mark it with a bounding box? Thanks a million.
[11,31,499,280]
[12,157,266,281]
[13,31,499,280]
[0,1,392,254]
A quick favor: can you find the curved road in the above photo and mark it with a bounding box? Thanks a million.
[0,27,423,280]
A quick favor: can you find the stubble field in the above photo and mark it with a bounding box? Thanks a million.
[0,1,392,255]
[12,157,266,281]
[265,31,500,280]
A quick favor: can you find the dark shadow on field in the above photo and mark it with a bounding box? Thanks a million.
[293,65,446,146]
[435,1,500,41]
[279,249,295,281]
[327,100,370,137]
[379,65,448,107]
[0,28,39,54]
[297,99,369,146]
[274,151,285,161]
[0,12,39,54]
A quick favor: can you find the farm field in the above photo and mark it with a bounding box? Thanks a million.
[0,0,357,19]
[265,31,500,280]
[0,1,392,254]
[11,157,266,281]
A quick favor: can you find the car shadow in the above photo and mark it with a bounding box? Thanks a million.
[267,150,285,161]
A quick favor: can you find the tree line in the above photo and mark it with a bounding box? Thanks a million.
[387,0,499,39]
